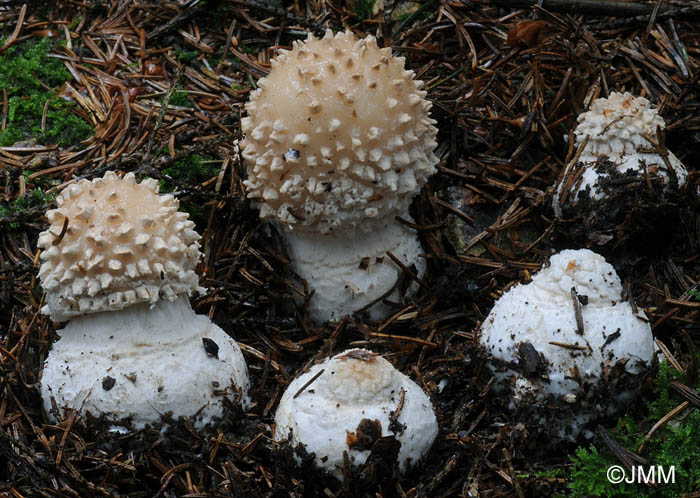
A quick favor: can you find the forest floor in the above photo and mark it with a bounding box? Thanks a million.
[0,1,699,497]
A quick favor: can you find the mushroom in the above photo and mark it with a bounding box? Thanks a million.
[274,348,438,480]
[479,249,656,441]
[553,92,687,217]
[38,171,249,429]
[241,30,439,322]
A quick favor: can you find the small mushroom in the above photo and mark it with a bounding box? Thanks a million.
[553,92,687,217]
[241,30,440,322]
[274,348,438,480]
[38,172,249,429]
[479,249,656,441]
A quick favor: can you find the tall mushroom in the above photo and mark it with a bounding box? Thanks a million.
[38,171,249,429]
[241,30,439,322]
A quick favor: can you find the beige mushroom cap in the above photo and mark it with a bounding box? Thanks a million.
[38,171,204,321]
[241,30,439,233]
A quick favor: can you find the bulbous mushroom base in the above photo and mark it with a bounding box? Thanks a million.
[281,217,426,322]
[552,156,688,250]
[274,349,438,481]
[41,297,250,429]
[479,249,657,442]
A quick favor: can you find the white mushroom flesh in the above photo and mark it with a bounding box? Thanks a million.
[282,217,425,322]
[42,296,250,429]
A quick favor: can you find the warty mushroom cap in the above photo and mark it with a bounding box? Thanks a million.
[274,348,438,479]
[241,29,439,233]
[37,171,205,321]
[479,249,656,440]
[574,91,665,157]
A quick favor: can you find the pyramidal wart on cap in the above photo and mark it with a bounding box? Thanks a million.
[241,30,440,322]
[38,171,249,429]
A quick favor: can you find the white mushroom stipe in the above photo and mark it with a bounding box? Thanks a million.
[282,218,425,321]
[274,349,438,480]
[479,249,656,441]
[38,172,250,429]
[553,92,687,216]
[42,297,250,429]
[241,30,439,322]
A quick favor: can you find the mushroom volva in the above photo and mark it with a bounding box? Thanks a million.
[274,349,438,479]
[552,92,688,247]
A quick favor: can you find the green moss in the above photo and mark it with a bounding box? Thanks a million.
[0,93,93,146]
[238,43,258,55]
[175,49,199,63]
[565,360,700,497]
[13,187,55,211]
[354,0,376,20]
[0,37,92,147]
[0,188,56,230]
[170,90,192,108]
[155,154,220,227]
[0,38,70,95]
[647,360,687,419]
[690,289,700,301]
[158,154,219,194]
[123,61,141,71]
[68,16,82,31]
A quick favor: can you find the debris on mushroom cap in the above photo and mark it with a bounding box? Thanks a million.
[41,296,250,429]
[554,92,687,213]
[241,29,439,233]
[479,249,656,441]
[274,348,438,479]
[575,92,665,157]
[37,171,205,321]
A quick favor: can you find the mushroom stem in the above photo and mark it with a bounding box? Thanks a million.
[280,215,425,322]
[41,296,250,429]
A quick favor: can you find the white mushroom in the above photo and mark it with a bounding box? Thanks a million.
[553,92,687,216]
[241,30,439,322]
[38,172,249,429]
[479,249,656,440]
[274,349,438,480]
